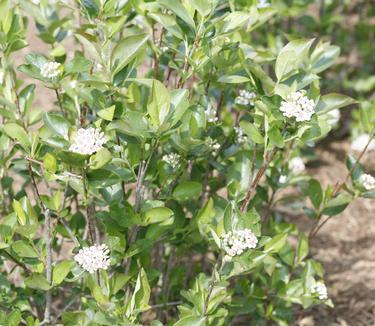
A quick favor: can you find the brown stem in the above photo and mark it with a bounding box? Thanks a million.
[27,163,53,324]
[54,88,65,117]
[82,166,95,244]
[240,150,275,213]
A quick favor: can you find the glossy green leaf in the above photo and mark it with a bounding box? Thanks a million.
[111,33,149,75]
[173,181,202,202]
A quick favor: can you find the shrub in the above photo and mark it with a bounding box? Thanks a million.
[0,0,374,325]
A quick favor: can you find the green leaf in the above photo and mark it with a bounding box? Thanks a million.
[159,0,195,30]
[12,200,26,225]
[297,234,309,263]
[191,0,212,16]
[197,198,215,236]
[173,316,206,326]
[218,75,251,84]
[173,181,202,202]
[43,153,57,173]
[43,113,70,140]
[275,38,314,81]
[147,80,171,128]
[12,240,39,258]
[65,52,92,74]
[144,207,174,225]
[268,126,284,148]
[53,260,75,285]
[148,13,184,40]
[306,179,323,209]
[75,34,101,62]
[127,268,150,315]
[346,155,364,181]
[111,33,149,76]
[322,193,352,216]
[57,151,87,168]
[240,121,263,144]
[264,233,287,253]
[222,11,251,33]
[315,93,356,115]
[310,42,340,74]
[25,273,51,291]
[3,123,30,149]
[89,148,112,170]
[169,89,189,127]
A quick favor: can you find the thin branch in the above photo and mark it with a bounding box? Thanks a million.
[151,301,182,309]
[54,88,65,117]
[27,163,53,324]
[240,150,276,213]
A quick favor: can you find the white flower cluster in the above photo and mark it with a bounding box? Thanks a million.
[280,91,315,122]
[257,0,270,9]
[327,109,341,126]
[289,157,305,174]
[160,46,169,52]
[69,128,107,155]
[359,174,375,191]
[311,282,328,300]
[234,126,247,144]
[206,137,220,155]
[351,134,375,152]
[222,229,258,256]
[40,61,61,80]
[204,105,218,123]
[235,90,256,106]
[162,153,180,169]
[74,244,110,274]
[279,175,287,184]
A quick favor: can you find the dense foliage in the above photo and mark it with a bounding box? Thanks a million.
[0,0,374,325]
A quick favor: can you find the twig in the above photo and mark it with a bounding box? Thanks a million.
[27,163,53,324]
[82,165,95,244]
[150,301,182,309]
[240,150,276,213]
[54,88,65,117]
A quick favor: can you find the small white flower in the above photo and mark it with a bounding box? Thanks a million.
[206,137,220,155]
[69,80,77,89]
[326,109,341,126]
[74,244,110,274]
[40,61,61,80]
[280,91,315,122]
[224,37,231,43]
[221,229,258,257]
[279,175,287,184]
[162,153,180,169]
[94,63,104,72]
[289,157,305,174]
[311,281,328,300]
[351,134,375,152]
[69,128,107,155]
[359,174,375,191]
[257,0,270,9]
[235,89,256,106]
[205,105,218,123]
[160,46,169,52]
[234,126,247,144]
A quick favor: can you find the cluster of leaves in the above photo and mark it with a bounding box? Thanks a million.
[0,0,373,325]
